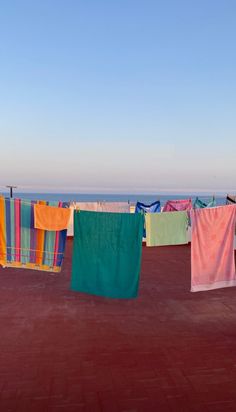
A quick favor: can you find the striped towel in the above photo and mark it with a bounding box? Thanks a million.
[0,197,68,273]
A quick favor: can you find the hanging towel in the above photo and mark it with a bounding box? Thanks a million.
[98,202,130,213]
[72,201,130,213]
[0,196,6,264]
[34,204,71,231]
[135,200,161,214]
[145,211,188,247]
[67,202,131,236]
[66,202,99,237]
[226,195,236,238]
[67,205,75,236]
[226,194,236,205]
[190,205,236,292]
[71,211,144,298]
[135,200,161,238]
[0,197,68,272]
[74,202,98,211]
[163,198,192,212]
[194,197,216,208]
[129,205,135,213]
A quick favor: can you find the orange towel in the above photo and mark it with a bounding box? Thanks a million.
[34,204,71,231]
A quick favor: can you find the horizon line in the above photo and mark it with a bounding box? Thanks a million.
[0,189,234,196]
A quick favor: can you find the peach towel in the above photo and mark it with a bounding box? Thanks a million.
[67,202,99,236]
[67,202,130,236]
[191,205,236,292]
[99,202,130,213]
[34,204,71,231]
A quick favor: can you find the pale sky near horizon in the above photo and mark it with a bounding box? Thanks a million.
[0,0,235,194]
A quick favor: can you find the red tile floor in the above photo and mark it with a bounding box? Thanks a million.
[0,240,236,412]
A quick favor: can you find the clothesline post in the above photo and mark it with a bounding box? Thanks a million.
[6,185,17,198]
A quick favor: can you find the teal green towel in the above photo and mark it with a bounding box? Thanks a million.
[194,197,216,208]
[145,211,188,246]
[71,211,144,298]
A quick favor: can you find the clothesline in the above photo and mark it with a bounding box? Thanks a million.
[2,197,70,207]
[0,195,235,298]
[2,198,131,207]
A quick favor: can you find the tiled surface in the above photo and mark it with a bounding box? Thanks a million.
[0,240,236,411]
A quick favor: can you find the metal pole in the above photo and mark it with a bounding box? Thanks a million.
[6,185,17,198]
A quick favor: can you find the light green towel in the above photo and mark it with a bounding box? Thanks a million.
[71,211,144,298]
[145,211,188,246]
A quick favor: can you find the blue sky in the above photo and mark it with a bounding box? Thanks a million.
[0,0,235,194]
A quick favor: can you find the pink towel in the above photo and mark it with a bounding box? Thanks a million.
[163,198,192,212]
[191,205,236,292]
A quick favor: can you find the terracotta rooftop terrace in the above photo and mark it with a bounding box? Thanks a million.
[0,240,236,412]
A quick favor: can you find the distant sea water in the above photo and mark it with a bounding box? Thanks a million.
[0,192,228,207]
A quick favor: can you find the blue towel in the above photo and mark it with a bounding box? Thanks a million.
[135,200,161,237]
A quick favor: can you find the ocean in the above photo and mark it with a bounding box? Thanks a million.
[0,192,228,206]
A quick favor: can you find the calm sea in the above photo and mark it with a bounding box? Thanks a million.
[0,192,227,207]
